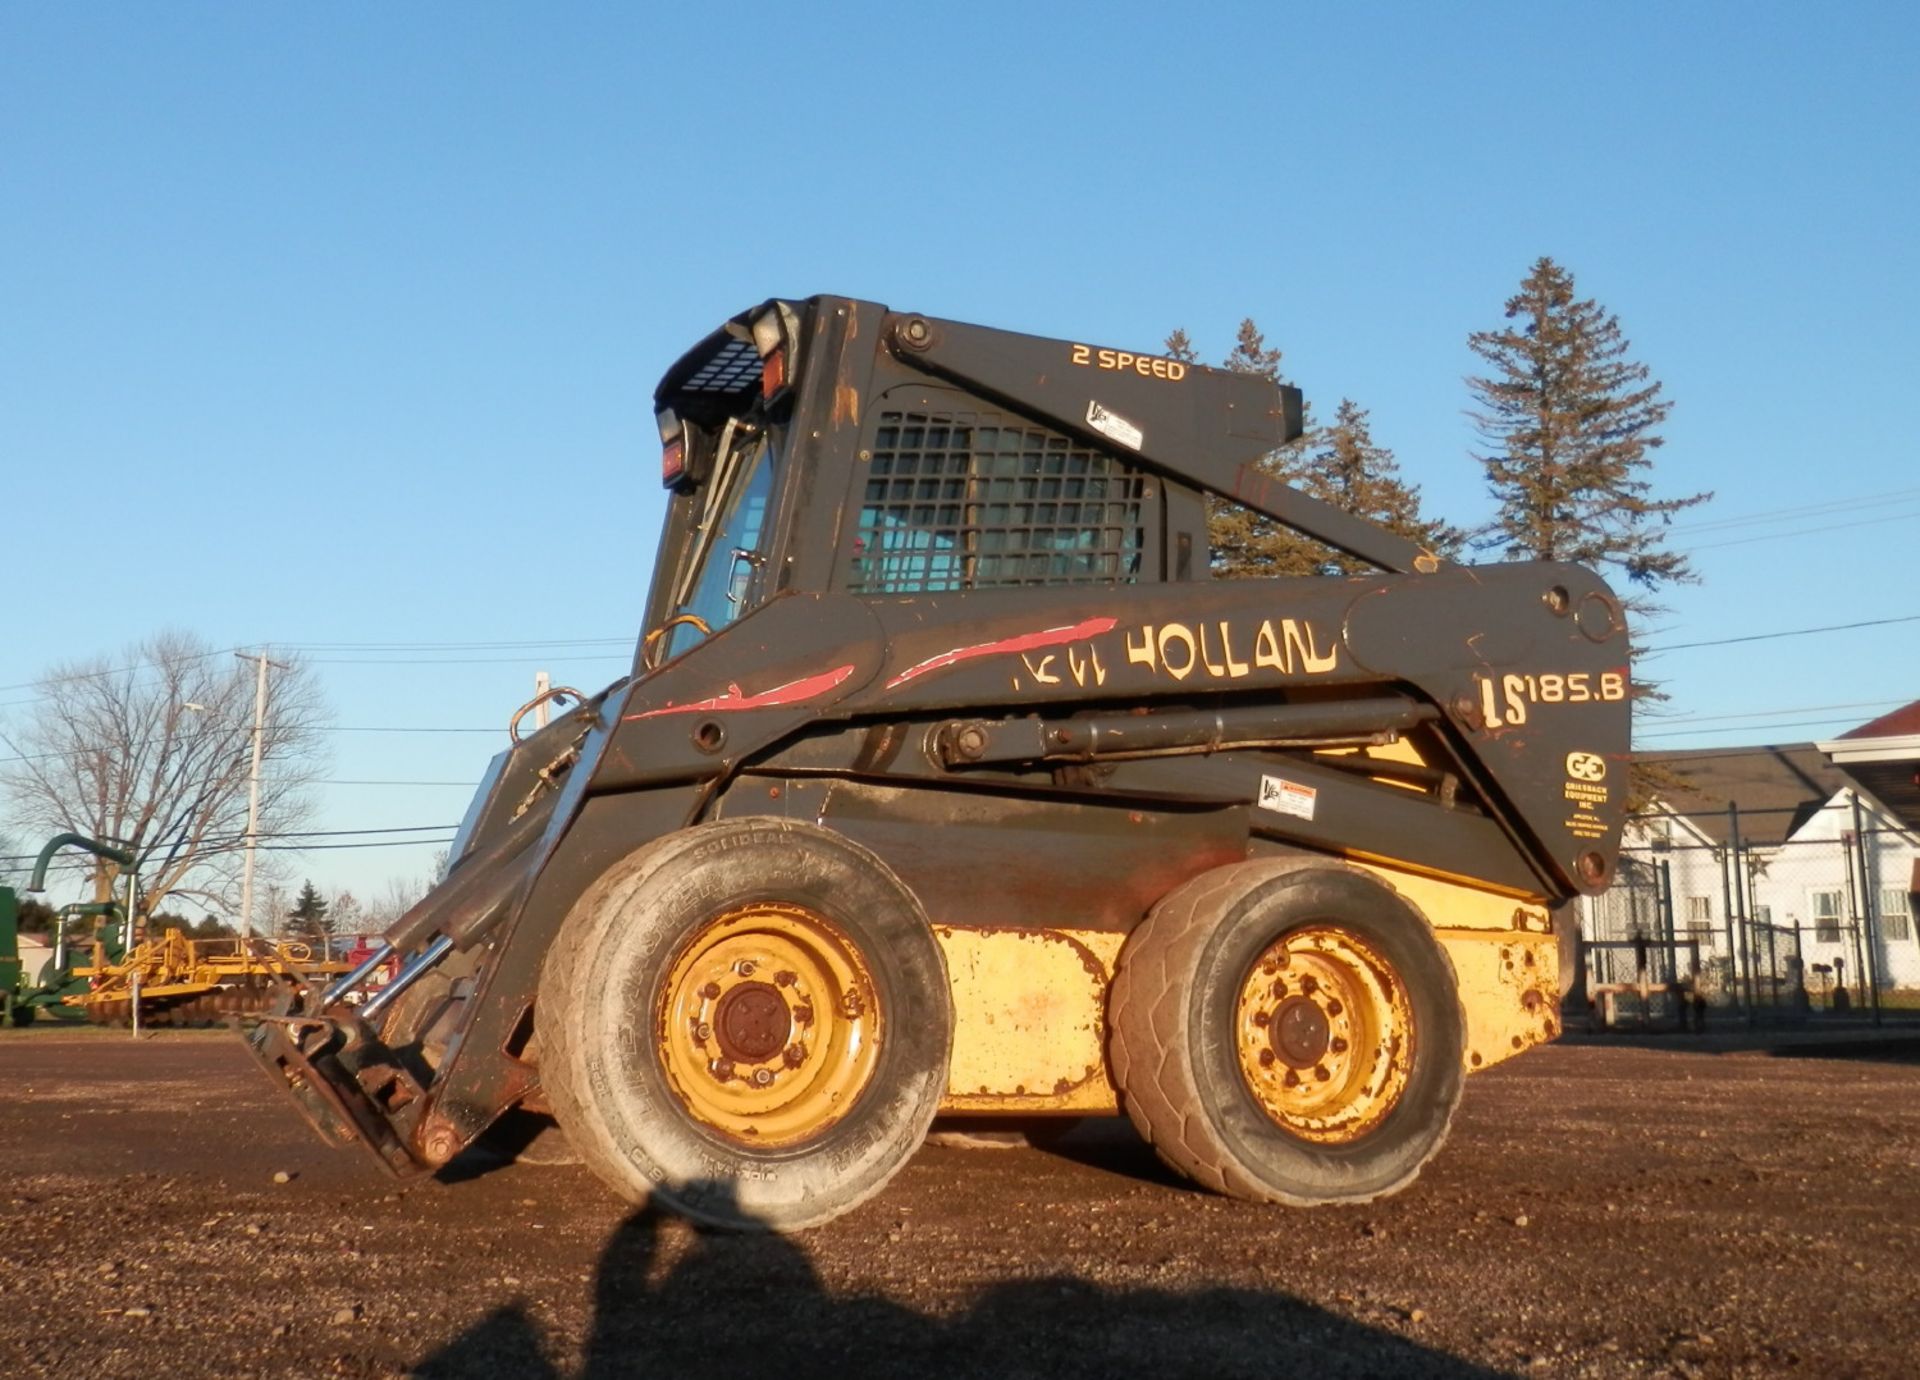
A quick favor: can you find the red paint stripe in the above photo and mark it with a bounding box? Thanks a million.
[624,664,857,720]
[885,616,1119,689]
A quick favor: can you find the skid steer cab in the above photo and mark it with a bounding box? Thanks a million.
[248,296,1630,1230]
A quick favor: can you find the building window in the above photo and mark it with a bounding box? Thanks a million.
[1883,889,1913,942]
[1811,890,1844,943]
[1686,895,1712,922]
[1687,921,1715,952]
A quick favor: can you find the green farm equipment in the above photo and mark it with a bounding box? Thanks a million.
[5,833,345,1027]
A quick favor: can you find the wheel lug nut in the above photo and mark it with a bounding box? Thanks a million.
[1330,1037,1348,1054]
[1271,980,1288,999]
[701,982,721,1000]
[694,1022,712,1043]
[735,959,757,977]
[1258,1049,1275,1068]
[775,970,797,988]
[751,1067,774,1087]
[1326,999,1343,1016]
[1283,1070,1301,1088]
[793,1005,814,1026]
[710,1059,735,1082]
[783,1044,806,1068]
[1300,976,1318,994]
[1252,1010,1271,1028]
[1313,1064,1330,1082]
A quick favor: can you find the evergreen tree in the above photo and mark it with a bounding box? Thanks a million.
[1168,319,1318,577]
[286,879,329,942]
[1306,399,1462,575]
[1469,258,1708,809]
[1168,321,1455,578]
[1468,257,1708,602]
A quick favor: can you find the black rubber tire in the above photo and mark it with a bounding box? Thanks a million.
[1109,858,1465,1207]
[538,817,951,1231]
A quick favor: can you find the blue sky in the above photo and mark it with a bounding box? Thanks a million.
[5,4,1916,907]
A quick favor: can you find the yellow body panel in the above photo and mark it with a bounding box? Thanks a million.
[1433,927,1560,1071]
[936,926,1122,1114]
[933,863,1561,1116]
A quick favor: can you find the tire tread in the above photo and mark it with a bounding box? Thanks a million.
[1109,857,1463,1208]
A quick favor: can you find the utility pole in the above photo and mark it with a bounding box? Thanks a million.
[235,650,288,946]
[1851,792,1884,1027]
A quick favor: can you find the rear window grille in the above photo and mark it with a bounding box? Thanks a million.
[849,411,1146,594]
[679,337,762,396]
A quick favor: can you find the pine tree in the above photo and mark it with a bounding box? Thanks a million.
[1468,257,1708,601]
[1307,399,1462,575]
[1469,258,1708,809]
[1168,319,1319,577]
[1168,321,1455,578]
[286,879,330,943]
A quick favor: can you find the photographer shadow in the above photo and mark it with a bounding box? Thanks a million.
[414,1181,1504,1380]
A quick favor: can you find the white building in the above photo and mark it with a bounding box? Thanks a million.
[1582,731,1920,998]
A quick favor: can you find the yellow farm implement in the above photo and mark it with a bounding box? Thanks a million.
[69,931,350,1026]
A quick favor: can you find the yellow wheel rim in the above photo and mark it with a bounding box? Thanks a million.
[1233,924,1414,1145]
[658,902,881,1148]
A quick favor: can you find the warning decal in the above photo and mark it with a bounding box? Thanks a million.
[1085,400,1144,451]
[1257,774,1318,822]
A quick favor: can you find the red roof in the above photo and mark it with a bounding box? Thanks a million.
[1841,700,1920,739]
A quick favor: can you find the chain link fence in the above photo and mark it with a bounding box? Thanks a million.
[1579,802,1918,1028]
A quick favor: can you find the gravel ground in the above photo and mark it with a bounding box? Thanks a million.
[1,1029,1916,1378]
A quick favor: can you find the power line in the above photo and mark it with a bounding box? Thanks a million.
[319,779,477,787]
[304,654,628,667]
[1646,697,1908,727]
[327,725,503,734]
[0,724,509,770]
[1673,485,1920,534]
[0,821,460,862]
[1643,613,1920,653]
[0,638,627,706]
[0,645,244,697]
[259,836,455,852]
[252,823,456,839]
[1636,715,1872,740]
[1691,507,1920,552]
[284,637,629,651]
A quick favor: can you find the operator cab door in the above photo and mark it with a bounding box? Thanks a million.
[835,383,1165,597]
[656,423,783,661]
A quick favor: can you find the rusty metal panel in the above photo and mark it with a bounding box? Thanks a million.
[1436,930,1561,1072]
[1340,861,1558,1070]
[935,926,1122,1115]
[1351,862,1552,933]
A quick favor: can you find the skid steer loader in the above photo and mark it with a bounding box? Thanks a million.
[248,296,1629,1229]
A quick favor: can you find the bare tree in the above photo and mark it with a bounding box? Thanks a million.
[360,851,449,934]
[0,630,329,920]
[328,888,367,941]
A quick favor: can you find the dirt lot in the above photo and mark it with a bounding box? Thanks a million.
[1,1031,1916,1379]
